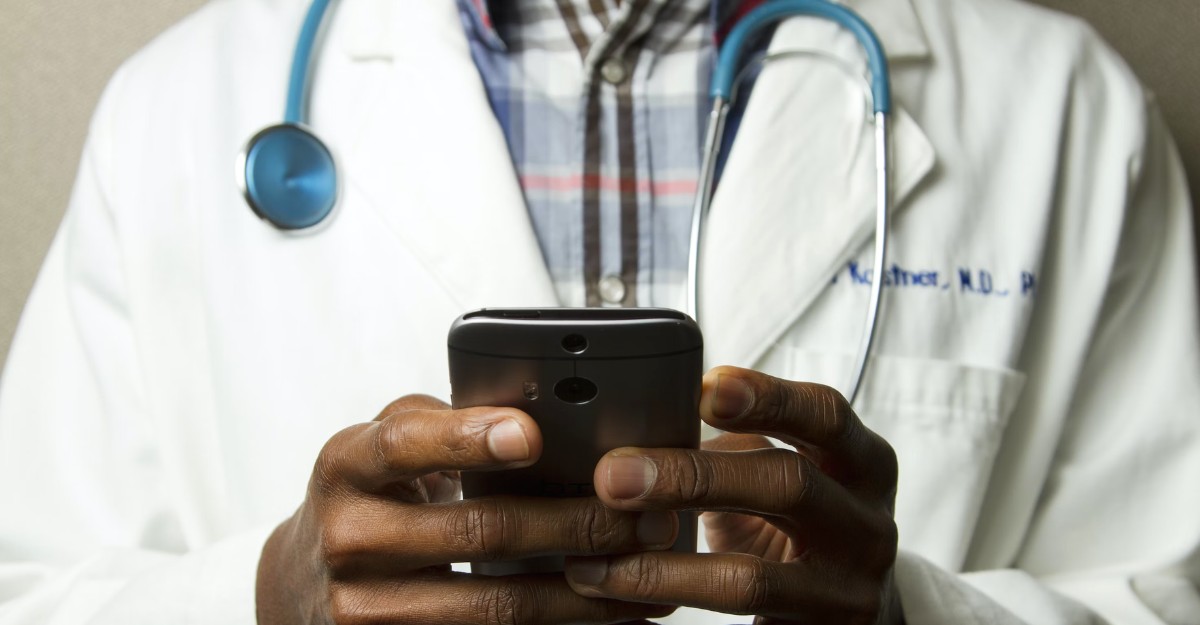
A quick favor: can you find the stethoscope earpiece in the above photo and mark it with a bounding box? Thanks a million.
[239,123,337,231]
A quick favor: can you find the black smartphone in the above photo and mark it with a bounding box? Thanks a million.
[448,308,703,576]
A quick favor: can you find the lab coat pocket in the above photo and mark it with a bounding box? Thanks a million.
[778,350,1027,571]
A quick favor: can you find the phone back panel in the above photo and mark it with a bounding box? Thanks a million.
[448,309,702,576]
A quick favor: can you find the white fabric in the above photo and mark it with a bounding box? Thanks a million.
[1,0,1198,623]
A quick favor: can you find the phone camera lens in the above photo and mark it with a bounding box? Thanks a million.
[554,376,598,404]
[561,334,588,354]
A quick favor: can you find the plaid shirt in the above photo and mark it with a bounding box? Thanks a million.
[458,0,755,309]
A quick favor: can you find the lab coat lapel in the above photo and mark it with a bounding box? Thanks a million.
[701,6,936,368]
[332,0,559,310]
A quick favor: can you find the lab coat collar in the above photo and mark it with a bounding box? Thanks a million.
[328,0,936,372]
[329,2,560,310]
[336,0,931,64]
[847,0,930,61]
[699,103,935,369]
[698,11,936,369]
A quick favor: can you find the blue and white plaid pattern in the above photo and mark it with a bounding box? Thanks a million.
[458,0,732,309]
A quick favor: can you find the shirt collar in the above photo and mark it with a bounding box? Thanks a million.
[341,0,929,62]
[462,0,713,56]
[461,0,506,51]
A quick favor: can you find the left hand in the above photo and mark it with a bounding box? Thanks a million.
[564,366,903,624]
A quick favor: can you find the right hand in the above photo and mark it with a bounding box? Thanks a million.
[256,394,678,625]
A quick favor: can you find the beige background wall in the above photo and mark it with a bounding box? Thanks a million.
[1,0,210,369]
[1,0,1198,370]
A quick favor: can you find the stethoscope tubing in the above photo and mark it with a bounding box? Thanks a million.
[849,111,890,406]
[250,0,894,402]
[239,0,339,231]
[686,97,728,330]
[286,0,332,124]
[687,0,892,405]
[711,0,891,114]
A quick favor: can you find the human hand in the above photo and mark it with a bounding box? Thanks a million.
[256,394,678,625]
[566,367,902,625]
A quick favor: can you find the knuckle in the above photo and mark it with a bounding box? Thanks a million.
[808,383,856,443]
[314,424,370,490]
[678,452,714,503]
[312,454,342,494]
[375,409,479,475]
[438,422,482,467]
[763,379,854,441]
[475,582,536,625]
[378,396,414,420]
[575,501,613,553]
[456,499,510,561]
[758,378,793,426]
[319,508,364,577]
[627,555,667,599]
[328,582,371,625]
[722,557,771,615]
[373,416,411,474]
[778,450,818,510]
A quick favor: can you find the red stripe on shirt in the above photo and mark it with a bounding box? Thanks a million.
[473,0,492,29]
[520,174,698,195]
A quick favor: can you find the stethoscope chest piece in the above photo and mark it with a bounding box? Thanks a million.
[238,123,337,231]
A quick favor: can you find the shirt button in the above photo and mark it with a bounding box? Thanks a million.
[600,58,628,85]
[598,274,627,304]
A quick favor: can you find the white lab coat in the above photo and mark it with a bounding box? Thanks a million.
[1,0,1197,623]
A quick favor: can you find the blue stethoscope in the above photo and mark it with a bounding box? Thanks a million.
[238,0,892,403]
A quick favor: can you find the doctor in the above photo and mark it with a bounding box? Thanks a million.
[1,0,1198,624]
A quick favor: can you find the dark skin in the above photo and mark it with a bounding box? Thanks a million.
[257,366,902,624]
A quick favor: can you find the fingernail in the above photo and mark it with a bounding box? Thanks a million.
[606,456,656,499]
[637,511,676,547]
[712,374,754,419]
[566,558,608,586]
[487,420,529,462]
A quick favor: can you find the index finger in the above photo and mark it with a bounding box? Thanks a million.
[698,366,896,487]
[319,403,543,493]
